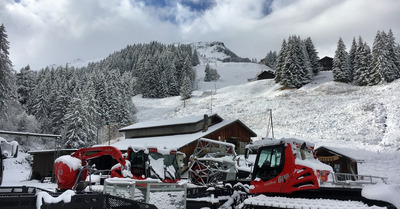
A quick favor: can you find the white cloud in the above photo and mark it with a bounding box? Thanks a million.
[1,0,399,70]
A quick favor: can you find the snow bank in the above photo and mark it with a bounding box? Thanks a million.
[295,158,333,172]
[36,190,75,209]
[362,183,400,208]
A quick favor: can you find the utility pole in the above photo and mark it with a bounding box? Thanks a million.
[266,109,274,139]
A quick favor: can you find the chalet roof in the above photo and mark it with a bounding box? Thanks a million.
[256,70,274,76]
[319,56,333,61]
[315,146,364,163]
[28,149,77,154]
[112,119,256,150]
[119,113,222,131]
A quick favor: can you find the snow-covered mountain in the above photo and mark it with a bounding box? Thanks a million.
[191,41,251,64]
[66,58,102,68]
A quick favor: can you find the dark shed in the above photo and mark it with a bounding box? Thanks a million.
[256,71,275,80]
[29,149,77,181]
[319,56,333,71]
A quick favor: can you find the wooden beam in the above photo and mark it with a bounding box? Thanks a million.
[0,130,61,138]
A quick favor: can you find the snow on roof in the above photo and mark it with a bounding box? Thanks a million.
[28,149,77,154]
[315,146,364,162]
[112,119,239,150]
[119,114,219,131]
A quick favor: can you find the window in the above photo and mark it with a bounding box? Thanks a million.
[334,163,340,173]
[128,150,147,178]
[254,145,285,181]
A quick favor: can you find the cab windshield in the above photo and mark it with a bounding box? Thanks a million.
[149,152,180,180]
[253,145,285,181]
[128,149,147,178]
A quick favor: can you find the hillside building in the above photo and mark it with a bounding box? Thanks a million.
[315,146,363,174]
[114,113,257,158]
[319,56,333,71]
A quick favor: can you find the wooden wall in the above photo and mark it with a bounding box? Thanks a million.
[178,121,254,162]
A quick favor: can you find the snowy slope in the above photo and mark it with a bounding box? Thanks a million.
[131,61,400,185]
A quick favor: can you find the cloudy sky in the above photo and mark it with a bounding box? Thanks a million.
[1,0,400,71]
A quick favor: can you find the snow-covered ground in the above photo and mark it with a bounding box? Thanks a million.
[2,47,400,208]
[129,60,400,207]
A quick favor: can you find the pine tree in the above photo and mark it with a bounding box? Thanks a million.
[180,75,192,100]
[264,51,277,69]
[49,81,70,134]
[192,49,200,66]
[62,91,89,149]
[299,39,313,84]
[348,37,357,80]
[371,31,397,84]
[280,35,312,88]
[304,37,321,75]
[93,72,108,125]
[204,63,220,82]
[363,43,380,85]
[333,37,352,83]
[181,56,195,89]
[274,39,287,84]
[165,60,179,96]
[0,24,15,112]
[141,58,160,98]
[81,79,100,145]
[396,43,400,76]
[105,70,122,123]
[16,65,36,107]
[354,38,376,86]
[385,29,400,80]
[30,78,51,129]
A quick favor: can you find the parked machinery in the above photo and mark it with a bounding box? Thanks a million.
[54,145,181,191]
[188,138,239,186]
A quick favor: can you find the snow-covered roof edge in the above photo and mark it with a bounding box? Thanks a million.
[315,146,364,162]
[29,149,78,154]
[119,113,221,131]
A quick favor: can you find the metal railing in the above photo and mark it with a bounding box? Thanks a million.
[103,178,187,209]
[321,172,388,186]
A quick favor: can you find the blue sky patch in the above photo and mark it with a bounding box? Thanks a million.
[139,0,216,24]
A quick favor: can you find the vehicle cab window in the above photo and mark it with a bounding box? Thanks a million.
[254,145,285,181]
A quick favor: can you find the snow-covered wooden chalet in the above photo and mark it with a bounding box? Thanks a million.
[114,114,257,159]
[315,146,364,175]
[319,56,333,71]
[256,70,275,80]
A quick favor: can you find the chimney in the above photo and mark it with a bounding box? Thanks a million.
[202,114,209,132]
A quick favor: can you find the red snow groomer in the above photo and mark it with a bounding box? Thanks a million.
[248,138,332,194]
[54,146,181,190]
